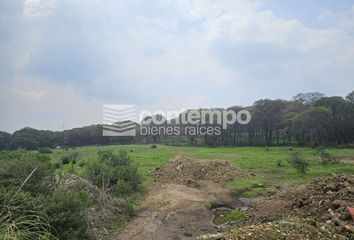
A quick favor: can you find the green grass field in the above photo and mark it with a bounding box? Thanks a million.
[50,144,354,197]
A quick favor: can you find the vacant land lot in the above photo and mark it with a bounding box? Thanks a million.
[51,145,354,197]
[2,145,351,239]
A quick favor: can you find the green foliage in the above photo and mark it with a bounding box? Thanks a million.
[85,150,141,195]
[205,199,217,210]
[276,159,283,167]
[0,151,92,240]
[116,180,134,198]
[38,147,53,154]
[293,107,332,146]
[318,148,340,166]
[290,151,308,174]
[0,153,52,196]
[226,210,247,222]
[0,131,11,151]
[0,205,56,240]
[0,183,54,239]
[84,150,141,217]
[46,188,90,240]
[0,150,51,162]
[2,90,354,149]
[346,90,354,103]
[10,128,58,150]
[60,152,79,165]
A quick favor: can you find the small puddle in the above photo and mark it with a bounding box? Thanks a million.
[211,207,232,225]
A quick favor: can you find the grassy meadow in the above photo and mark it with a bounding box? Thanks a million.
[50,144,354,197]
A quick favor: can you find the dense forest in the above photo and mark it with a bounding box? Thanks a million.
[1,91,354,150]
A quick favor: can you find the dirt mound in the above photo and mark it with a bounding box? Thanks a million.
[154,155,251,184]
[197,219,331,240]
[253,175,354,238]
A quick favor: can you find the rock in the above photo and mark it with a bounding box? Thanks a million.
[278,220,295,227]
[165,212,177,221]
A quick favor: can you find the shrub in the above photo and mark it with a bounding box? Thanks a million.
[0,189,54,239]
[0,157,52,196]
[290,152,308,174]
[150,144,157,148]
[46,188,90,240]
[0,205,55,240]
[318,148,340,165]
[61,155,70,165]
[53,162,61,169]
[276,160,283,167]
[84,150,141,216]
[38,147,53,154]
[61,152,80,165]
[86,150,141,193]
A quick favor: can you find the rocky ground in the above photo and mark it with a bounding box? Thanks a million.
[200,174,354,240]
[197,219,332,240]
[251,175,354,238]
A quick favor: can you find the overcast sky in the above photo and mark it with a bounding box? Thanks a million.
[0,0,354,132]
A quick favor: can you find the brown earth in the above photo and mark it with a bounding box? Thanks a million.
[250,174,354,238]
[113,155,250,240]
[113,155,354,240]
[198,175,354,240]
[154,154,252,183]
[197,219,332,240]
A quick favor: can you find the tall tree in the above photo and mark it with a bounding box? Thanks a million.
[293,92,325,105]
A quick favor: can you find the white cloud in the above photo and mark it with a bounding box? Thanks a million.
[23,0,57,18]
[1,0,354,131]
[13,89,48,100]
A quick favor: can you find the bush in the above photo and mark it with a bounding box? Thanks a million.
[150,144,157,148]
[61,155,70,165]
[0,151,91,240]
[84,150,141,216]
[0,189,54,239]
[290,152,308,174]
[86,150,141,193]
[276,160,283,167]
[60,152,80,165]
[0,205,55,240]
[38,147,53,154]
[318,148,340,165]
[46,188,90,240]
[0,157,52,196]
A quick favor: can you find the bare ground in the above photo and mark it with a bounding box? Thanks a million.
[113,156,247,240]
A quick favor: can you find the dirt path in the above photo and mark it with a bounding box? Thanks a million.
[113,156,250,240]
[113,181,242,240]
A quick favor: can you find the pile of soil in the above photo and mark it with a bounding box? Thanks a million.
[154,155,251,184]
[197,219,331,240]
[253,175,354,238]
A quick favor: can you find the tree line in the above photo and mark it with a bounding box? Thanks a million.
[1,91,353,150]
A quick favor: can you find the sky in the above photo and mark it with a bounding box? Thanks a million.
[0,0,354,133]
